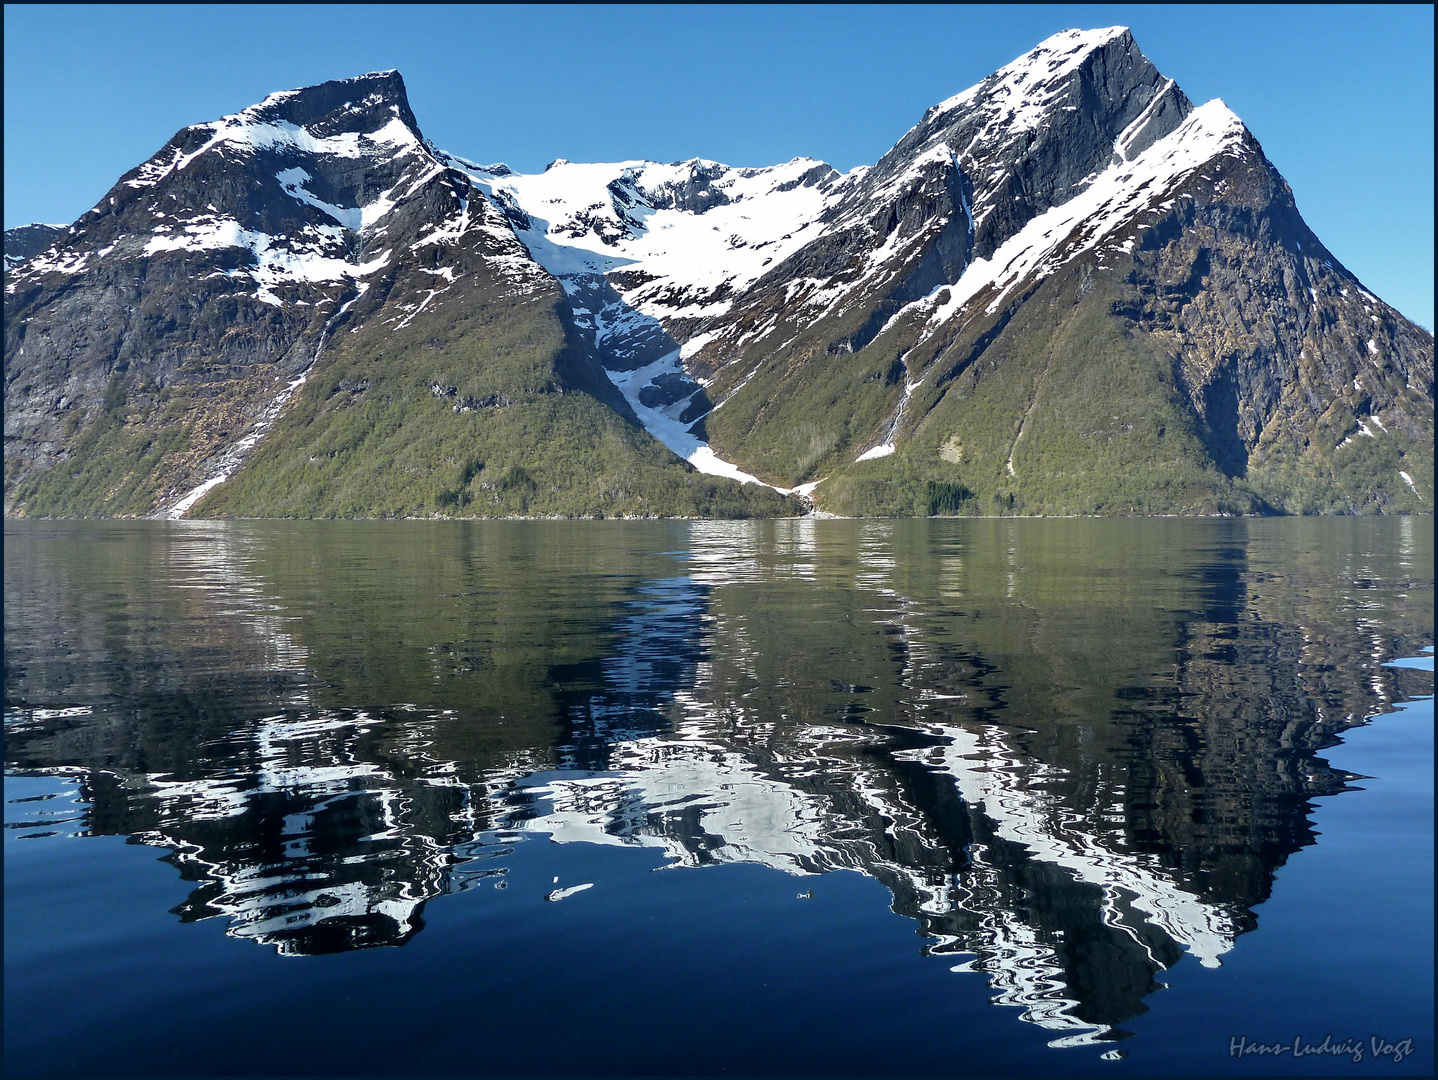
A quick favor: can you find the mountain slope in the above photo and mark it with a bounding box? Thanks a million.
[3,73,795,519]
[814,96,1433,516]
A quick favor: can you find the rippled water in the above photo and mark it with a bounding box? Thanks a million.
[4,517,1432,1075]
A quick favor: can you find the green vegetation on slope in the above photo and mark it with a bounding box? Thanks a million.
[794,258,1431,518]
[3,372,251,518]
[814,263,1259,516]
[1246,420,1432,515]
[195,282,796,519]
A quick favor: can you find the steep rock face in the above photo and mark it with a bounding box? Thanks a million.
[1115,149,1433,512]
[718,26,1193,362]
[5,71,474,514]
[833,114,1433,516]
[4,74,793,518]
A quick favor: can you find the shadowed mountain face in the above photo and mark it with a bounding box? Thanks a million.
[6,30,1430,519]
[5,518,1430,1037]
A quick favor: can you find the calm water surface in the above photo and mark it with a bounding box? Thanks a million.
[4,517,1432,1075]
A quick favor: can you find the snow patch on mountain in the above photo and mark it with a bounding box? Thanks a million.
[725,26,1181,382]
[605,350,782,489]
[141,216,392,305]
[856,373,921,462]
[472,156,846,325]
[1115,79,1178,161]
[881,99,1248,344]
[164,368,308,517]
[12,113,551,317]
[276,168,364,230]
[893,26,1139,234]
[3,223,68,272]
[127,102,422,190]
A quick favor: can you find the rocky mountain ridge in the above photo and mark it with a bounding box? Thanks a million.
[475,27,1431,515]
[5,30,1431,518]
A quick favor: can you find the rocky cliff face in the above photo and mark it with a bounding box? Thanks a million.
[7,72,427,511]
[5,30,1431,517]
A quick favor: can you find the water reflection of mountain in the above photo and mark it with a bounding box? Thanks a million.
[4,518,1431,1038]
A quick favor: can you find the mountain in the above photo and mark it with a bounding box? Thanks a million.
[3,72,793,519]
[474,27,1432,516]
[6,31,1432,518]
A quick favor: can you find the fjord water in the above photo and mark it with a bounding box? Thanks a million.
[4,517,1432,1076]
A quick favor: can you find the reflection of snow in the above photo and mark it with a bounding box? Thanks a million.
[137,707,439,954]
[545,883,593,901]
[166,843,431,957]
[498,522,1243,1042]
[912,723,1239,970]
[513,735,835,874]
[509,690,1221,1044]
[16,520,1333,1038]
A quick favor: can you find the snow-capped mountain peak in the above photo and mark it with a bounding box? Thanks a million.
[7,70,473,307]
[885,97,1252,342]
[124,70,425,193]
[929,26,1133,122]
[5,71,573,519]
[3,222,66,271]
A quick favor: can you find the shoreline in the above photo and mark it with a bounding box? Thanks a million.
[5,510,1432,524]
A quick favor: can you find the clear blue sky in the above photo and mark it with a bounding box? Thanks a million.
[5,4,1433,328]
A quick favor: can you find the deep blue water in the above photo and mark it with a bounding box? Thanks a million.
[4,517,1432,1075]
